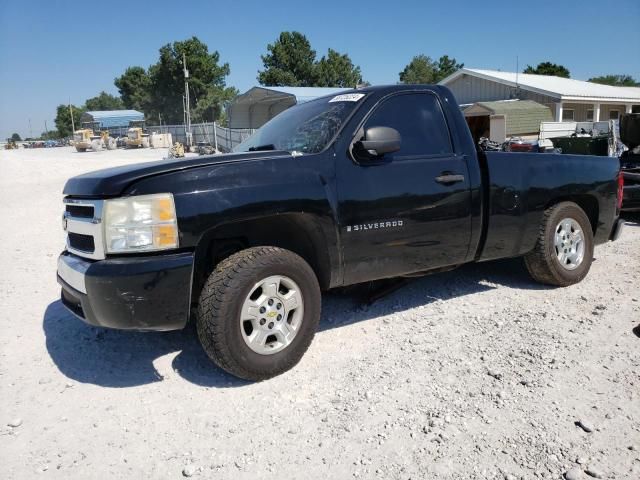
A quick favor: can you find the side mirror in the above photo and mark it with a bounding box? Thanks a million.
[355,126,401,158]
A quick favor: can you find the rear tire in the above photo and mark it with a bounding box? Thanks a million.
[196,247,321,381]
[524,202,594,286]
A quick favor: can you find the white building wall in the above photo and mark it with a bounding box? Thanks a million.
[600,104,625,120]
[446,75,515,104]
[560,103,591,122]
[445,74,558,115]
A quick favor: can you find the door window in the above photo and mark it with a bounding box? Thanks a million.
[363,93,453,157]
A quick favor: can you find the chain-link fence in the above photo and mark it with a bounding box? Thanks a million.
[145,123,254,152]
[104,123,255,152]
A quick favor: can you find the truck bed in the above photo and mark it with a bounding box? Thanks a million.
[477,151,619,261]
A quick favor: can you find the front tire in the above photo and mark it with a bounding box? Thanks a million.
[524,202,594,286]
[196,247,321,381]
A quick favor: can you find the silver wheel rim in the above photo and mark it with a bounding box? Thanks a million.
[554,217,585,270]
[240,275,304,355]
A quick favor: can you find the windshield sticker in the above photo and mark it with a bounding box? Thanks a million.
[329,93,365,103]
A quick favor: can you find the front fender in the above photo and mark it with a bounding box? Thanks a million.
[125,153,341,289]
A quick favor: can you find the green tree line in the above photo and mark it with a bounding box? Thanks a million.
[45,34,637,139]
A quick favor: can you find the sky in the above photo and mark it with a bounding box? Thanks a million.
[1,0,639,139]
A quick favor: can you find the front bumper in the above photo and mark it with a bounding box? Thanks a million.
[57,251,194,331]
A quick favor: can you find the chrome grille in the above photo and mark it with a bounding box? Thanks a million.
[63,198,105,260]
[68,232,95,252]
[65,204,94,218]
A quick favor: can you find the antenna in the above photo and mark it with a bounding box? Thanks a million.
[515,56,520,99]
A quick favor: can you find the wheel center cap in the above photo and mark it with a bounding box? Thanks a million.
[261,297,284,327]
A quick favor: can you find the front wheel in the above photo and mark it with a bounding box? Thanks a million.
[524,202,594,286]
[196,247,321,381]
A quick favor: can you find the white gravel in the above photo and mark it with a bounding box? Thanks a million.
[1,147,639,479]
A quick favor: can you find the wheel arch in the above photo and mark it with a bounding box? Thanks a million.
[544,195,599,235]
[191,213,336,305]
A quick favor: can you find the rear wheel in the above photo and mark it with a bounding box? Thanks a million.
[524,202,594,286]
[196,247,321,381]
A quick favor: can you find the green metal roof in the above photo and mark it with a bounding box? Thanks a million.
[467,100,553,135]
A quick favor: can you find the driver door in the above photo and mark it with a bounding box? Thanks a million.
[336,91,472,285]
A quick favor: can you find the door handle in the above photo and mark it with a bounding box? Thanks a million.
[434,173,465,185]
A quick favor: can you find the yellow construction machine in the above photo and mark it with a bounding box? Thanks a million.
[125,120,150,148]
[73,124,95,152]
[73,122,116,151]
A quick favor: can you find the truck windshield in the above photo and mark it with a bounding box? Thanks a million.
[233,94,364,155]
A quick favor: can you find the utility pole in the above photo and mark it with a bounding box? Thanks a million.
[69,99,75,133]
[44,120,49,137]
[182,96,187,129]
[28,118,33,139]
[183,52,192,148]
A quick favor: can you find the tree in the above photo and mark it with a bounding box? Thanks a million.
[523,62,570,78]
[399,54,463,84]
[588,74,639,86]
[257,31,366,88]
[114,66,152,111]
[84,91,124,111]
[315,48,363,88]
[54,104,84,137]
[10,133,21,141]
[146,36,235,123]
[258,32,317,86]
[436,55,464,80]
[191,85,238,123]
[112,37,236,124]
[399,55,438,84]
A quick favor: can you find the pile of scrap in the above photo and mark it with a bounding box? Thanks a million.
[538,120,619,156]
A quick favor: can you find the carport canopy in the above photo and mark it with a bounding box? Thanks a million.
[80,110,144,129]
[227,86,348,129]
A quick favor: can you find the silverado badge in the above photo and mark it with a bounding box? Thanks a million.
[346,220,404,232]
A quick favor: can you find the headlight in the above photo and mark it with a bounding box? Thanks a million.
[103,193,178,253]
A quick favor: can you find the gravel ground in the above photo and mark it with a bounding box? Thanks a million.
[1,147,639,480]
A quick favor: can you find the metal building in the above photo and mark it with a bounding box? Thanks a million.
[440,69,640,122]
[227,86,347,129]
[80,110,144,130]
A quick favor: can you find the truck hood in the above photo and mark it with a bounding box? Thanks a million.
[63,151,291,197]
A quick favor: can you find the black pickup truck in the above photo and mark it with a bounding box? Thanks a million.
[58,85,624,380]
